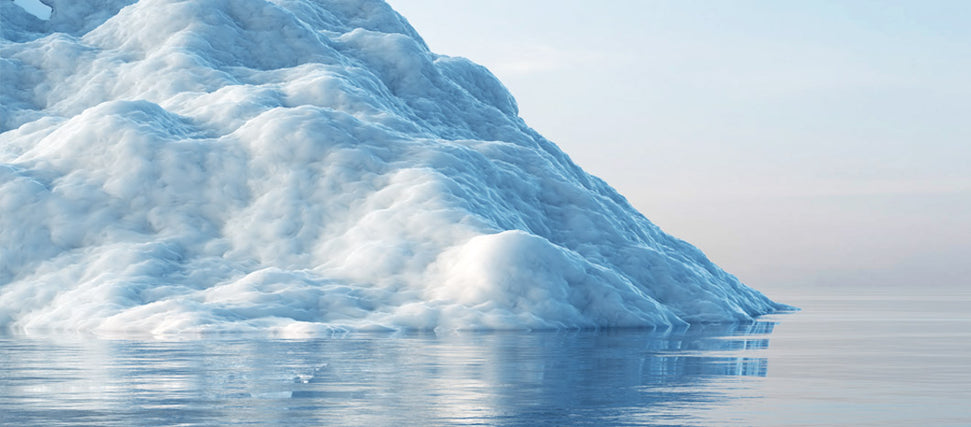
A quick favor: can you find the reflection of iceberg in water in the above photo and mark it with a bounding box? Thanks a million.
[657,321,774,378]
[0,323,776,425]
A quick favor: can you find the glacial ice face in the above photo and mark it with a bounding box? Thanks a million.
[0,0,788,335]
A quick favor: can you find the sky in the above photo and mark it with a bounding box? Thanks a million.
[11,0,51,19]
[388,0,971,298]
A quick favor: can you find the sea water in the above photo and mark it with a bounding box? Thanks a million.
[1,291,968,426]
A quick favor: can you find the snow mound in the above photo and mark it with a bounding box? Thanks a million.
[0,0,789,336]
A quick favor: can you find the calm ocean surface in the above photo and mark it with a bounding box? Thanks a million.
[2,291,969,426]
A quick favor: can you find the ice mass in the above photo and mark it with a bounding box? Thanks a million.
[0,0,789,336]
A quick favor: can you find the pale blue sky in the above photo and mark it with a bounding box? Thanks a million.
[389,0,971,297]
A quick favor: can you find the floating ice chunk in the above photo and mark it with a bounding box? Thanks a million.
[0,0,790,336]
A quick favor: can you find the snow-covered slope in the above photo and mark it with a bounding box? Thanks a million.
[0,0,789,336]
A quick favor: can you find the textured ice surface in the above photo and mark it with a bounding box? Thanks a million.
[0,0,788,336]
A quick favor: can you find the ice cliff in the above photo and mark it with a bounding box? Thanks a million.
[0,0,788,335]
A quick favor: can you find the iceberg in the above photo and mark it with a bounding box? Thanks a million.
[0,0,789,336]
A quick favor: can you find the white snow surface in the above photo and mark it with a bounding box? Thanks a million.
[0,0,788,336]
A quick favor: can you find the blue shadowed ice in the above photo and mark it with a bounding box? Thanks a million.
[0,0,790,336]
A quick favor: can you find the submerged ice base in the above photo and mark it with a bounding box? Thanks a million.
[0,0,789,336]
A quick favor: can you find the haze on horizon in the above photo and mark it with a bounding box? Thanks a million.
[390,0,971,297]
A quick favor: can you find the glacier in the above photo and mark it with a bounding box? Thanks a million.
[0,0,789,336]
